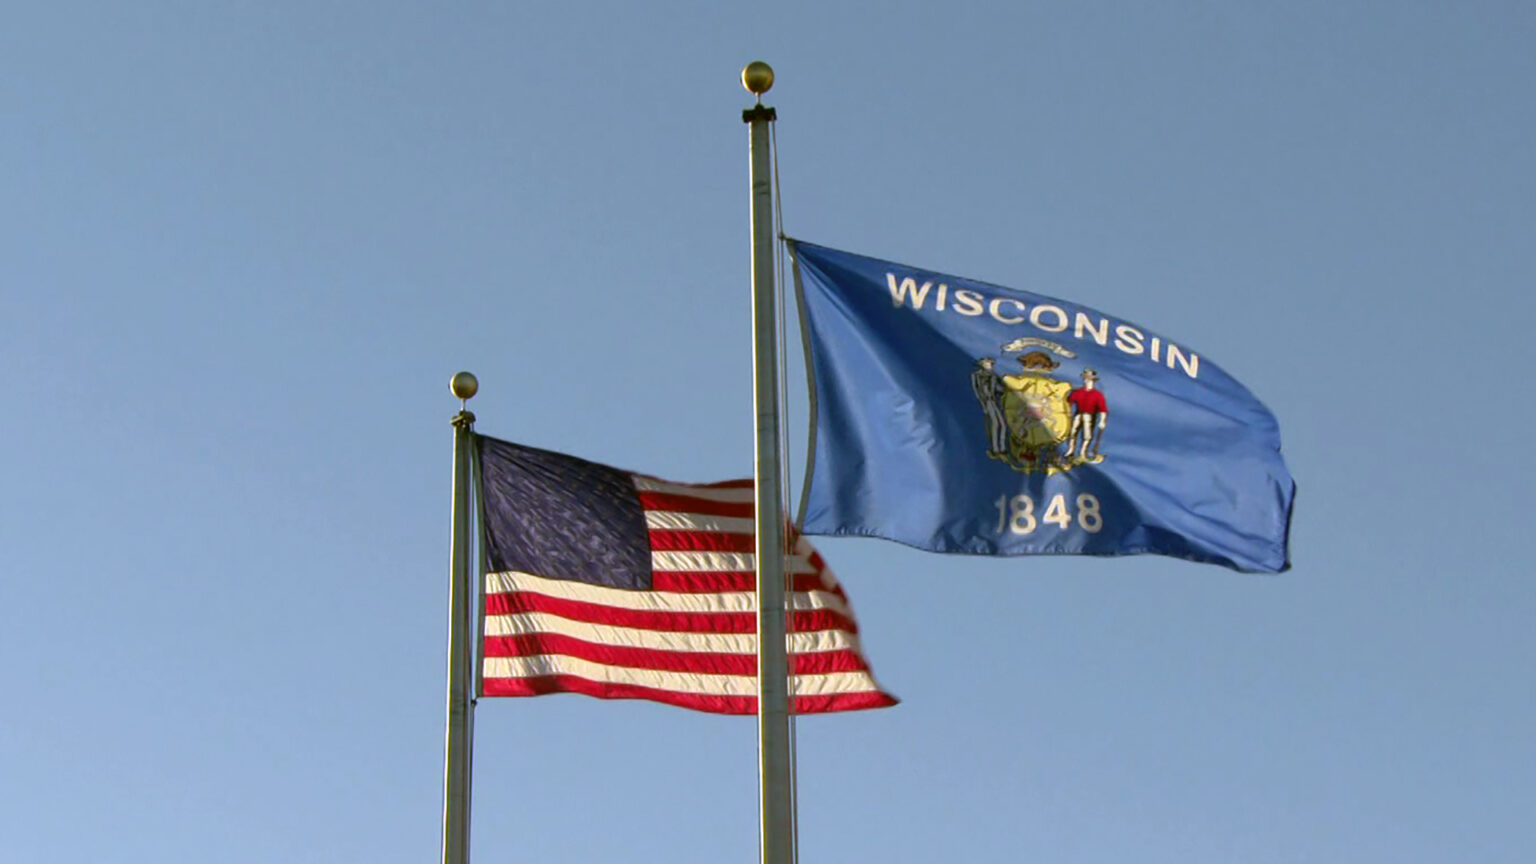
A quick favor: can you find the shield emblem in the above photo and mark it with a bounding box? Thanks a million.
[1001,374,1071,453]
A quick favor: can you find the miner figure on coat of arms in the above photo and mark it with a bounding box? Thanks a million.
[970,357,1010,461]
[972,347,1109,475]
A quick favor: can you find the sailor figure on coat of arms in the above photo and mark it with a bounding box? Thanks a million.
[1063,368,1107,464]
[972,346,1108,475]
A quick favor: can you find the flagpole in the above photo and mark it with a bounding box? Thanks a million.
[442,371,479,864]
[742,61,794,864]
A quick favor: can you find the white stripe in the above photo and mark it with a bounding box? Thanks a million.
[790,670,887,697]
[485,570,854,618]
[487,570,751,612]
[484,611,867,655]
[650,550,819,576]
[644,511,757,533]
[482,655,883,697]
[632,476,754,502]
[651,550,753,572]
[788,589,852,617]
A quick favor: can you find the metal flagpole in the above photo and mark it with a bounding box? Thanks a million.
[742,61,794,864]
[442,371,479,864]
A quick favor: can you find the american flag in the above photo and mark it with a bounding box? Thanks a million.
[475,435,896,715]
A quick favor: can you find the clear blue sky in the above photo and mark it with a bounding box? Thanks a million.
[4,3,1533,862]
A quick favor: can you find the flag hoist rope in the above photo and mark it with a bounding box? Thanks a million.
[743,61,796,864]
[769,113,802,864]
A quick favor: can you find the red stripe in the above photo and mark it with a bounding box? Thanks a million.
[790,650,875,674]
[794,608,860,635]
[793,691,899,714]
[481,633,874,676]
[485,591,755,632]
[637,491,754,519]
[652,571,838,594]
[651,559,847,597]
[651,571,753,592]
[486,632,755,674]
[483,675,756,714]
[634,476,752,490]
[484,591,861,635]
[647,530,756,553]
[481,675,897,715]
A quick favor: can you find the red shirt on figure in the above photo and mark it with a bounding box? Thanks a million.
[1069,388,1107,415]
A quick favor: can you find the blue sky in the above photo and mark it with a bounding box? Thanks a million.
[3,3,1533,862]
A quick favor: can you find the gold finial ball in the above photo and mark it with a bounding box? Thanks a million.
[449,371,478,401]
[742,61,774,96]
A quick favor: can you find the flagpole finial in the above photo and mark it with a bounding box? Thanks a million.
[450,371,478,406]
[742,61,774,99]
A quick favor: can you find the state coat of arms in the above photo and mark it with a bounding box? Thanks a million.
[970,341,1108,475]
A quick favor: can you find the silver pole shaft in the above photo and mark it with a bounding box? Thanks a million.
[442,410,477,864]
[745,101,793,864]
